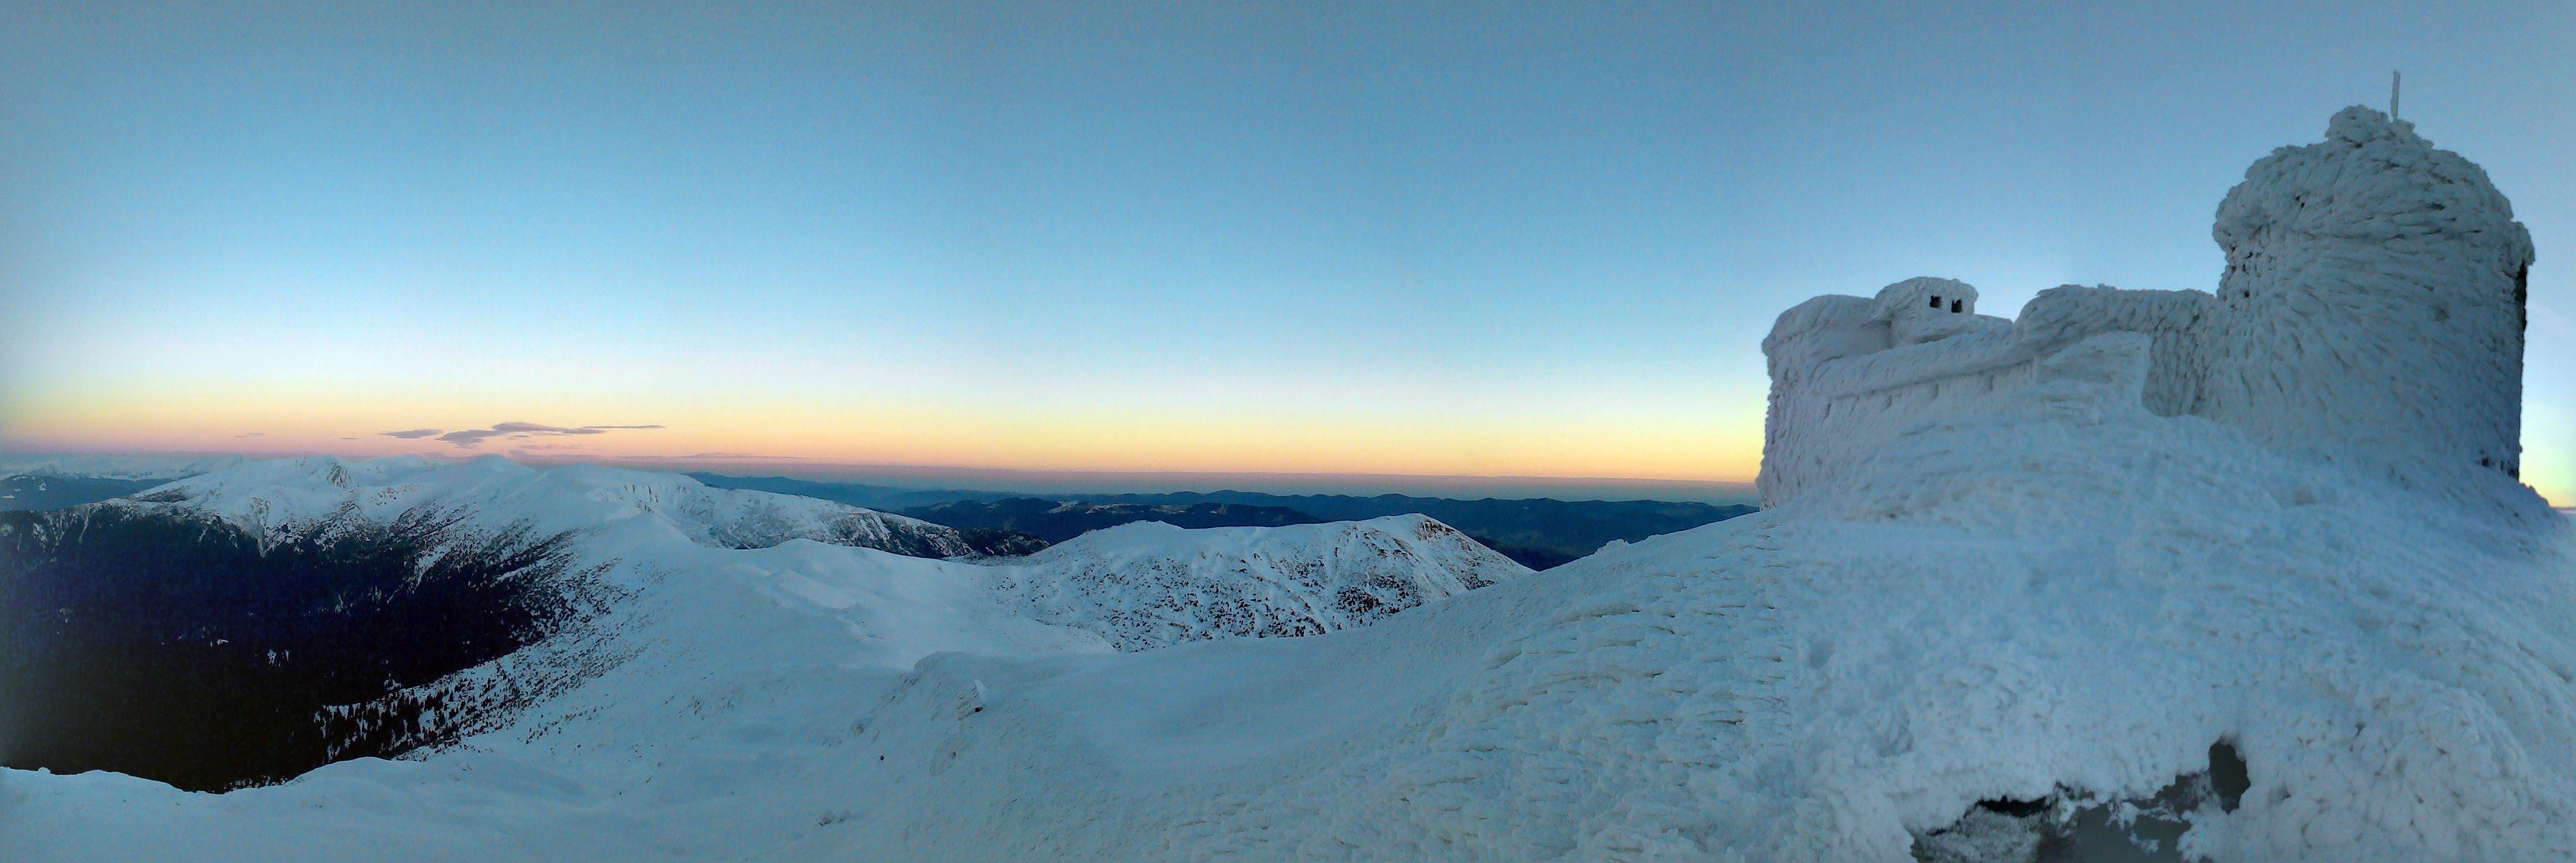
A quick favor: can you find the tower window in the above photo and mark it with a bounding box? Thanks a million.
[2518,264,2531,333]
[1951,299,1962,313]
[1929,296,1942,309]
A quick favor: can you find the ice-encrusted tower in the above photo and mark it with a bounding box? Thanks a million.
[2199,106,2535,478]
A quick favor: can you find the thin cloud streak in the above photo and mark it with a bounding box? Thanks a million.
[434,422,667,449]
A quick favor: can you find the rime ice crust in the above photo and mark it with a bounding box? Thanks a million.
[1871,277,1992,346]
[1762,106,2539,516]
[2202,106,2535,481]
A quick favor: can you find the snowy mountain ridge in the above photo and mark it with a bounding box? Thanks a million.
[115,454,984,558]
[1000,516,1527,650]
[0,453,246,481]
[98,454,1530,636]
[4,453,1533,824]
[43,454,1530,659]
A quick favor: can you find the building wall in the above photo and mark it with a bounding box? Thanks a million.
[2015,285,2212,417]
[1759,299,2160,508]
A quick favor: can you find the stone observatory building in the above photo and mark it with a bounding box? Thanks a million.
[1759,107,2536,510]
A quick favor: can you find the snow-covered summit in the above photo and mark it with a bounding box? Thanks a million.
[121,455,981,558]
[998,515,1529,650]
[834,398,2574,862]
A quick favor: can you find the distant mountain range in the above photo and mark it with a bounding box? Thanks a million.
[0,465,1759,570]
[678,473,1018,511]
[691,474,1757,569]
[901,498,1323,544]
[0,475,166,511]
[1046,490,1757,570]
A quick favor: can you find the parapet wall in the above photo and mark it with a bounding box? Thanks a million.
[2013,285,2211,417]
[1759,285,2206,508]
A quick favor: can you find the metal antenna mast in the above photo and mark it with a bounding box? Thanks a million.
[2390,71,2401,121]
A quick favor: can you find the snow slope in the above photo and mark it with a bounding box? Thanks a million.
[823,366,2575,862]
[1000,516,1528,650]
[4,457,1538,862]
[86,456,1526,650]
[12,377,2568,862]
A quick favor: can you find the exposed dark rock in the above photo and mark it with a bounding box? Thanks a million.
[0,505,623,791]
[1912,741,2248,862]
[0,475,165,511]
[904,498,1324,545]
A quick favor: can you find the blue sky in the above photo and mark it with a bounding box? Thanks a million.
[1,1,2568,503]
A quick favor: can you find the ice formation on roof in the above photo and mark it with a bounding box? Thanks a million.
[1762,106,2538,516]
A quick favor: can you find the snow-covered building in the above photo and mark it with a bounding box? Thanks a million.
[1761,106,2536,510]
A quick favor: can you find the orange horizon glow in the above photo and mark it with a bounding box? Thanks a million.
[0,385,1774,488]
[11,390,2572,508]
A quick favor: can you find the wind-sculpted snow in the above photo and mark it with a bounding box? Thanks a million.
[839,371,2575,862]
[2203,106,2534,481]
[15,395,2568,862]
[2194,108,2534,478]
[993,516,1529,650]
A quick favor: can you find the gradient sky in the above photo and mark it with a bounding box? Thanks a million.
[1,1,2569,503]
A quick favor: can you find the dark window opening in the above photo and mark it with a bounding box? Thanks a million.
[2517,264,2530,333]
[1929,295,1941,309]
[1950,299,1962,313]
